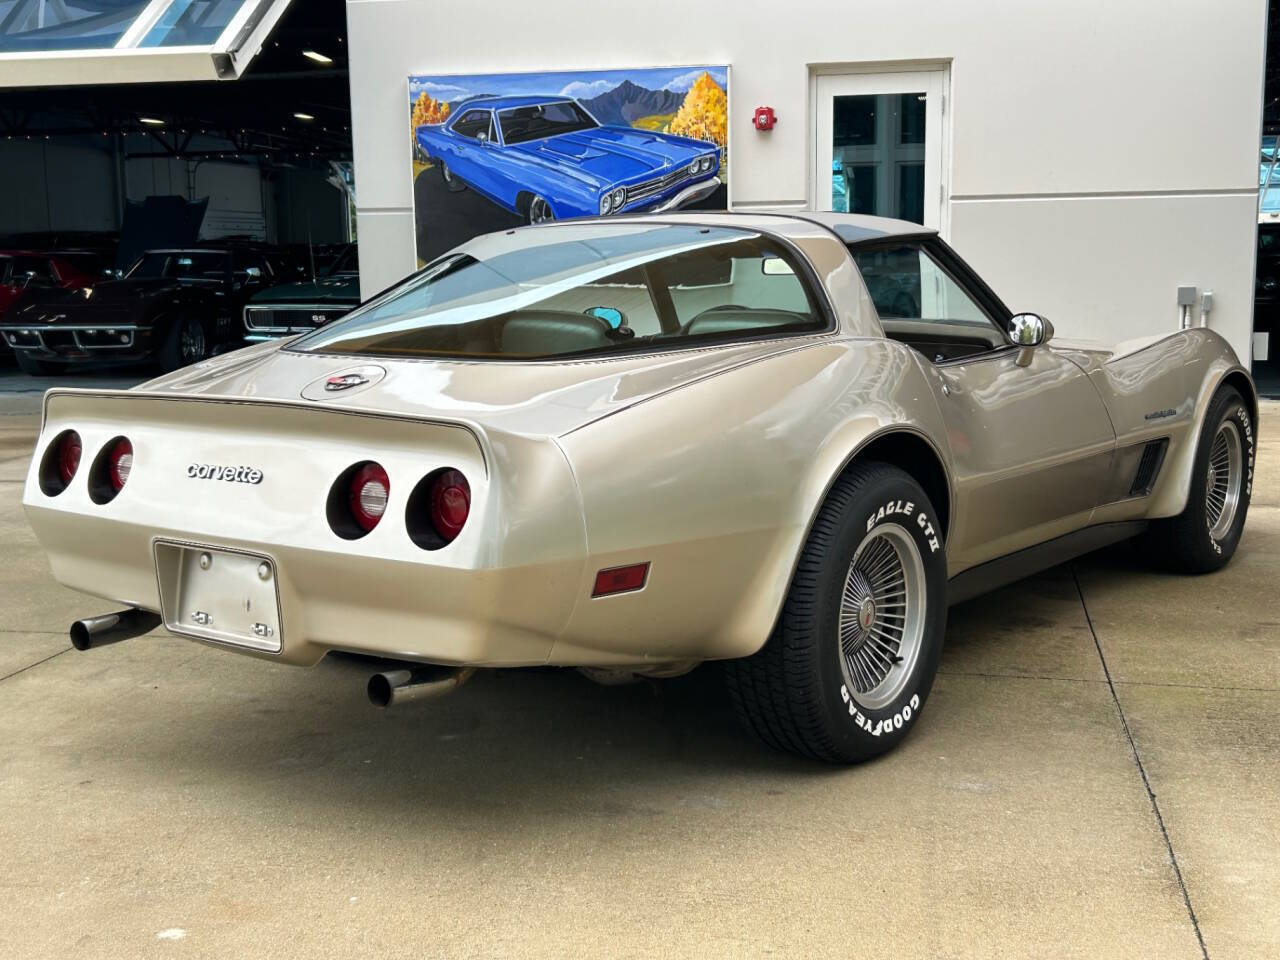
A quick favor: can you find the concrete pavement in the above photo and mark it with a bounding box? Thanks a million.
[0,396,1276,959]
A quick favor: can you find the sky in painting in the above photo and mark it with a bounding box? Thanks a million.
[408,66,728,106]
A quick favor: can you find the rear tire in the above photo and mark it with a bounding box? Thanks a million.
[1141,386,1254,573]
[724,461,947,763]
[14,353,58,376]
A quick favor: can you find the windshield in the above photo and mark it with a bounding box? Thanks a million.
[498,101,598,145]
[327,246,359,276]
[127,251,228,281]
[1,256,53,285]
[291,224,827,361]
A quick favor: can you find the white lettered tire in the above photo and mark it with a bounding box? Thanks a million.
[725,461,947,762]
[1142,385,1254,573]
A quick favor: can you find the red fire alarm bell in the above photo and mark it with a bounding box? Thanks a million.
[753,106,776,131]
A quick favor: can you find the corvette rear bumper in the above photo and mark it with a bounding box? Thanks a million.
[22,389,589,669]
[25,502,583,668]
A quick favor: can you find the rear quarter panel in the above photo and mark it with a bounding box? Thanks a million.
[1059,329,1256,522]
[553,338,951,664]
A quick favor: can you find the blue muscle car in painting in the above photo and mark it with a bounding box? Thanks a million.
[414,96,721,225]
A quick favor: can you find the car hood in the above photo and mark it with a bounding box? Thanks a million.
[249,275,360,305]
[136,336,816,438]
[508,127,714,191]
[19,277,183,305]
[4,278,190,323]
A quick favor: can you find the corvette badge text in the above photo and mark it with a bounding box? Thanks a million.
[187,464,263,484]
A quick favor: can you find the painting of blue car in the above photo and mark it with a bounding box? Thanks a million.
[415,95,721,225]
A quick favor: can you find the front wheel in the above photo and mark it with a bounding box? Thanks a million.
[526,195,555,225]
[725,461,947,763]
[157,315,207,372]
[1141,385,1254,573]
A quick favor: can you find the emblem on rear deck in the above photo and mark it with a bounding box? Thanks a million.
[187,464,263,484]
[325,373,368,392]
[301,364,386,402]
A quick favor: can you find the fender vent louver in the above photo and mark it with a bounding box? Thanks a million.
[1129,438,1169,498]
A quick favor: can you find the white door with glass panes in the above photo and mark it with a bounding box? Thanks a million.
[814,71,947,231]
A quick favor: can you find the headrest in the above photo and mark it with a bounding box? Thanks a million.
[500,310,614,356]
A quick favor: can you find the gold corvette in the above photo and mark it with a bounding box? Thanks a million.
[22,213,1257,762]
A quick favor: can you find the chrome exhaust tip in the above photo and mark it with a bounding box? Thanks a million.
[367,666,475,708]
[70,609,162,651]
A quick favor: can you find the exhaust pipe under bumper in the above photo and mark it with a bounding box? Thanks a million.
[70,609,162,651]
[368,666,475,708]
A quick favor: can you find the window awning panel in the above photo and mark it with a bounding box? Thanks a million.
[0,0,293,84]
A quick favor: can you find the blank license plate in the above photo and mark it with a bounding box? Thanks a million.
[155,542,283,653]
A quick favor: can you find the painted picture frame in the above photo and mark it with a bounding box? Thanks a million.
[408,65,729,266]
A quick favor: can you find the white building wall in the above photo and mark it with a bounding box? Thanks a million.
[346,0,1266,362]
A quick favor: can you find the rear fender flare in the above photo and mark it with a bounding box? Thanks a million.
[1148,350,1257,519]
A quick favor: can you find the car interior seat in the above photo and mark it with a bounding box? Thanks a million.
[500,309,616,356]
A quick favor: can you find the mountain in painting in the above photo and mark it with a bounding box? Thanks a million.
[581,80,684,126]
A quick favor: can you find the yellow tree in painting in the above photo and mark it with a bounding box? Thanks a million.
[668,72,727,150]
[411,92,451,130]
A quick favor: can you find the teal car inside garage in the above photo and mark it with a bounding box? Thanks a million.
[243,245,360,342]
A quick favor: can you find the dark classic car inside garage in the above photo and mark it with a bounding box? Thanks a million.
[1,1,1279,958]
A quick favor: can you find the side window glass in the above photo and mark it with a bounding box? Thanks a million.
[453,111,491,141]
[852,244,992,331]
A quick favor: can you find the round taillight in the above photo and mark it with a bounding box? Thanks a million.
[430,469,470,542]
[109,438,133,492]
[88,435,133,505]
[58,432,82,487]
[40,429,82,496]
[348,462,390,532]
[407,467,471,550]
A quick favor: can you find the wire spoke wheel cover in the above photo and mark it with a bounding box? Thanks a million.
[181,320,205,362]
[837,522,926,711]
[1205,420,1242,540]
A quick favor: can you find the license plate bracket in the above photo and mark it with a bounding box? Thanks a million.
[154,541,283,653]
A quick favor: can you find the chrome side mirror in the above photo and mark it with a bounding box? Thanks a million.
[1009,312,1053,366]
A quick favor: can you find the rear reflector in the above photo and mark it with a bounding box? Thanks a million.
[592,563,650,597]
[109,438,133,492]
[349,462,390,532]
